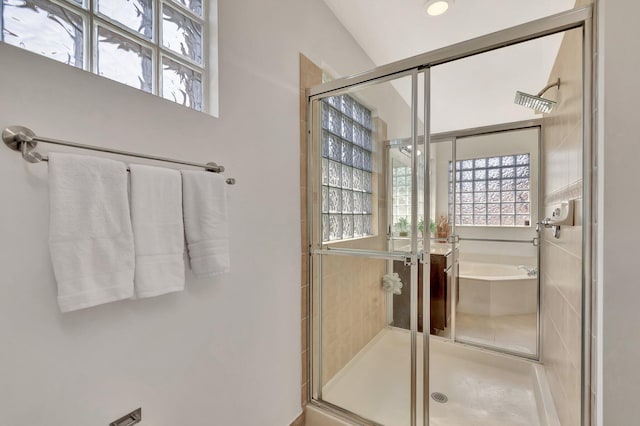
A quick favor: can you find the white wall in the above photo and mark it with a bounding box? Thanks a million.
[0,1,380,424]
[598,0,640,424]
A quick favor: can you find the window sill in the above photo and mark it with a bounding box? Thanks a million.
[454,225,532,229]
[322,234,379,246]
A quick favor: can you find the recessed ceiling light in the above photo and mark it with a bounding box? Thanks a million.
[424,0,454,16]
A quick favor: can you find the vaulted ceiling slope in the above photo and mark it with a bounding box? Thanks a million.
[322,0,577,133]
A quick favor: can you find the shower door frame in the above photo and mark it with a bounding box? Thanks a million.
[308,69,426,426]
[307,5,594,426]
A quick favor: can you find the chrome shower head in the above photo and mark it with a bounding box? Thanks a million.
[514,91,556,113]
[514,78,560,113]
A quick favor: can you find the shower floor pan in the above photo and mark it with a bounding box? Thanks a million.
[320,327,559,426]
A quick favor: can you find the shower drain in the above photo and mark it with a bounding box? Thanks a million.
[430,392,448,403]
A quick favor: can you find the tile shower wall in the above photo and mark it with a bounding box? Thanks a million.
[541,15,587,426]
[320,255,387,384]
[318,116,388,386]
[300,54,322,413]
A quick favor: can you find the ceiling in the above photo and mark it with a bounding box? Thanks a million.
[322,0,576,133]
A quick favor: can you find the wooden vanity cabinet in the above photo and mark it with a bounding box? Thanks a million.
[392,250,456,334]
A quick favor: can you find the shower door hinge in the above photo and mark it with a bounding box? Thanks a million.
[533,237,540,247]
[404,255,416,266]
[447,235,460,244]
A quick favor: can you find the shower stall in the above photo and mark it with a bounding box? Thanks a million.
[306,6,593,426]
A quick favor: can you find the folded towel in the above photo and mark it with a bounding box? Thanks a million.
[181,170,230,278]
[130,164,185,298]
[48,153,135,312]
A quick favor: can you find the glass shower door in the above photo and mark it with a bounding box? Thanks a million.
[451,128,541,358]
[310,70,427,426]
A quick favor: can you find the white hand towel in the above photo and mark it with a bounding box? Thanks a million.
[130,164,185,298]
[181,170,230,278]
[48,153,135,312]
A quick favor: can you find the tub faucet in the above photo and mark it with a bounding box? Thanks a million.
[518,265,538,277]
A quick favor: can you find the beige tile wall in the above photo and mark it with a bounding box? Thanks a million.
[291,411,306,426]
[540,21,587,426]
[300,54,322,420]
[320,255,387,383]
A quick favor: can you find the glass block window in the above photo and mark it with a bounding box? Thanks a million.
[321,95,373,242]
[449,153,531,227]
[393,165,411,226]
[391,148,424,235]
[1,0,208,112]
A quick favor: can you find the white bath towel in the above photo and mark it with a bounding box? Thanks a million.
[181,170,230,278]
[130,164,185,298]
[48,153,135,312]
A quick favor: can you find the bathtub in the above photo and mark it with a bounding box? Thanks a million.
[458,261,538,317]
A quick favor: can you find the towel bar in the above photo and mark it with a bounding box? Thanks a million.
[3,125,236,185]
